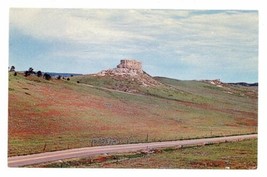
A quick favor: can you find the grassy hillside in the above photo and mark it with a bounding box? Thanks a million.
[8,73,257,156]
[154,76,258,112]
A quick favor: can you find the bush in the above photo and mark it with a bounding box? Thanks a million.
[43,73,52,80]
[37,71,42,77]
[9,66,15,72]
[24,71,30,77]
[24,67,35,77]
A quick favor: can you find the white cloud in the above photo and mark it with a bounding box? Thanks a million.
[10,9,258,50]
[10,9,155,44]
[9,9,258,81]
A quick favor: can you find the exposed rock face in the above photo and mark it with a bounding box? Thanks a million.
[97,68,141,77]
[202,79,224,88]
[117,59,142,73]
[209,79,224,87]
[97,59,143,77]
[95,59,162,88]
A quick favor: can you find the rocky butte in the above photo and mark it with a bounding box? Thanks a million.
[117,59,142,73]
[95,59,161,87]
[97,59,144,76]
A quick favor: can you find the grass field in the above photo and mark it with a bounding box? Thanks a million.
[30,139,257,169]
[8,73,257,157]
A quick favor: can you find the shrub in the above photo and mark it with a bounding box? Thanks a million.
[43,73,52,80]
[9,66,15,72]
[24,71,30,77]
[37,71,42,77]
[24,67,35,77]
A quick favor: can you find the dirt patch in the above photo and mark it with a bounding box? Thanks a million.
[93,155,108,163]
[190,160,227,168]
[190,159,257,169]
[235,117,257,126]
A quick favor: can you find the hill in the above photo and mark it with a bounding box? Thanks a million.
[228,82,258,87]
[8,68,257,157]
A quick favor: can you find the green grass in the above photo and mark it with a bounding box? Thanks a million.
[30,139,257,169]
[8,73,257,156]
[72,75,142,93]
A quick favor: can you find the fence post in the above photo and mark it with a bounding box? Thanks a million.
[43,143,47,152]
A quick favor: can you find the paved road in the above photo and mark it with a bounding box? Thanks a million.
[8,134,257,167]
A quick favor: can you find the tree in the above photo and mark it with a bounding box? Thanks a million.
[28,67,34,74]
[37,71,42,77]
[24,67,35,77]
[56,75,61,80]
[43,73,51,80]
[9,66,15,72]
[24,71,30,77]
[67,78,70,81]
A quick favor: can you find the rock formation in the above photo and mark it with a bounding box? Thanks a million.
[117,59,142,73]
[97,59,144,77]
[95,59,162,88]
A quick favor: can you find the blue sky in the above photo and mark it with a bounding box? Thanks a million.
[9,9,258,82]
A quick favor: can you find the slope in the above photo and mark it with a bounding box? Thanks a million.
[8,73,257,157]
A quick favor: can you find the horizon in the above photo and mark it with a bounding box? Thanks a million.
[9,9,258,83]
[10,69,258,84]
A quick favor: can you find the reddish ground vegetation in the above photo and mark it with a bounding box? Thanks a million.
[8,74,257,156]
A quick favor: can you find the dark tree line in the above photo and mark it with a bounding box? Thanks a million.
[10,66,67,81]
[23,67,52,80]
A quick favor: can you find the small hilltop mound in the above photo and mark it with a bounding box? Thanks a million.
[72,59,162,93]
[202,79,225,88]
[93,59,162,88]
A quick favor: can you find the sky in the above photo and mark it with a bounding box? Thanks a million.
[9,9,258,82]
